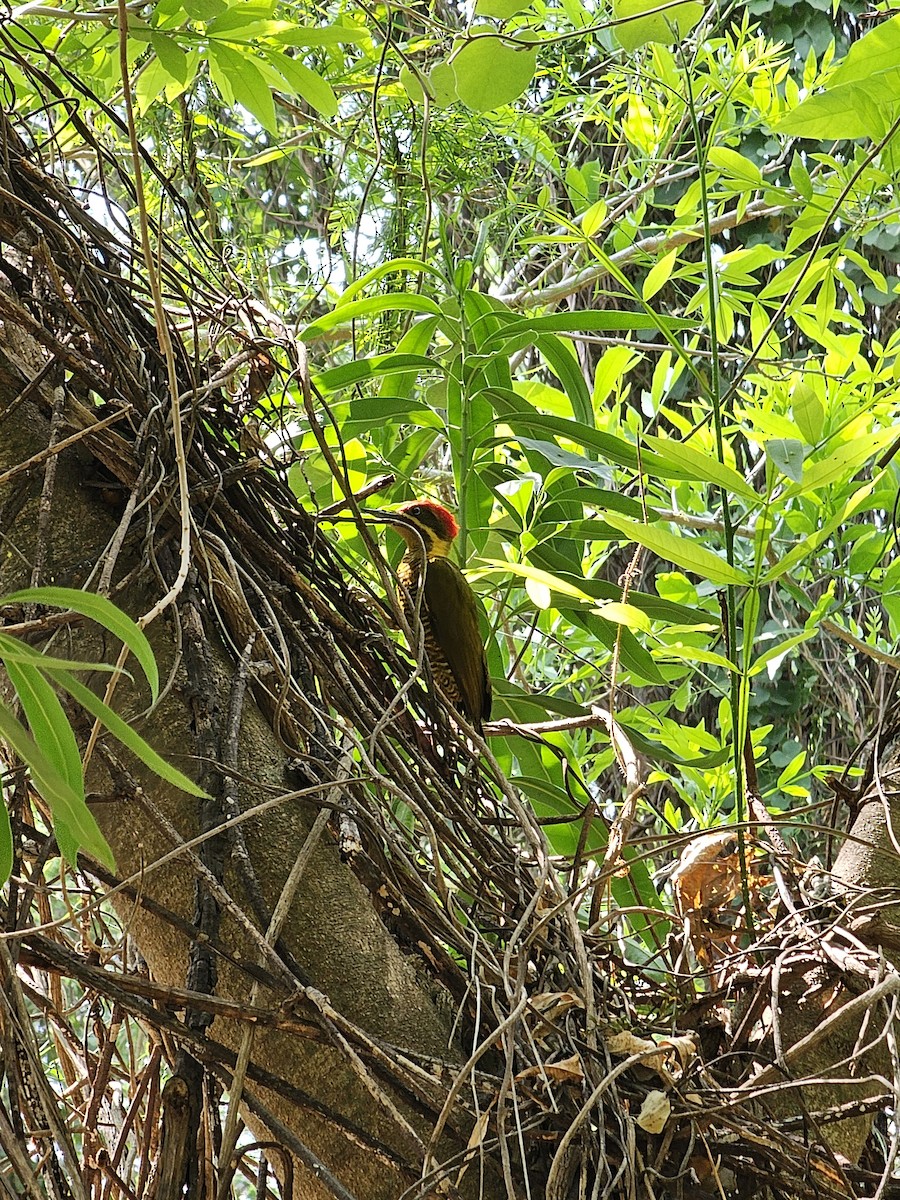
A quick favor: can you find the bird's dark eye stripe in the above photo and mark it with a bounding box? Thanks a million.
[416,509,447,535]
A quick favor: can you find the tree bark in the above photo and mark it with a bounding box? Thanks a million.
[0,349,463,1200]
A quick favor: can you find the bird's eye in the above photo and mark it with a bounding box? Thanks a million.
[409,505,422,517]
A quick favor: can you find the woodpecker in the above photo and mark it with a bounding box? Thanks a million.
[388,500,492,733]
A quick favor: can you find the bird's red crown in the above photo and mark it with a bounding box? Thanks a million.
[398,500,459,542]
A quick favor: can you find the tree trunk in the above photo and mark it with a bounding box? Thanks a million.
[0,353,466,1198]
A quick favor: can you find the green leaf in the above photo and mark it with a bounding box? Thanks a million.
[340,259,445,304]
[426,62,459,106]
[315,353,441,392]
[301,295,442,339]
[774,78,898,140]
[475,0,534,17]
[344,394,444,431]
[707,147,763,187]
[766,438,805,483]
[534,334,593,426]
[601,513,751,586]
[399,65,426,104]
[595,602,651,632]
[781,429,895,497]
[791,380,825,445]
[0,790,11,887]
[206,4,280,35]
[0,701,113,868]
[612,0,704,50]
[271,54,337,118]
[476,559,591,601]
[484,390,645,469]
[135,54,183,112]
[761,481,876,584]
[272,24,369,46]
[56,672,207,798]
[5,659,84,799]
[654,643,737,671]
[826,12,900,87]
[515,437,613,479]
[483,310,685,346]
[183,0,228,17]
[3,588,159,702]
[775,15,900,139]
[207,42,277,132]
[150,31,189,81]
[749,631,815,677]
[581,200,606,237]
[0,633,125,676]
[642,435,757,502]
[450,35,537,112]
[525,575,552,609]
[643,248,677,301]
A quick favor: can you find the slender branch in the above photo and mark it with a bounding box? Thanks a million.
[497,199,784,307]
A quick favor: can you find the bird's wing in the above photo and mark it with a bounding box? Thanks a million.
[423,558,492,726]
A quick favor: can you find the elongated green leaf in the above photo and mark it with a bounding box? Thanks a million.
[207,42,277,132]
[534,334,593,426]
[0,632,125,676]
[483,310,688,347]
[0,789,11,886]
[301,295,442,339]
[2,588,158,702]
[270,53,337,118]
[515,437,612,478]
[707,147,763,187]
[774,17,900,141]
[767,438,804,483]
[475,0,534,18]
[272,23,370,46]
[749,630,815,676]
[596,602,651,632]
[527,545,709,624]
[205,3,276,33]
[379,318,440,400]
[578,610,665,683]
[150,32,189,83]
[315,353,440,392]
[654,644,737,671]
[135,54,183,112]
[340,259,446,304]
[344,396,444,431]
[781,430,895,498]
[642,435,757,502]
[0,701,113,867]
[476,560,592,601]
[5,659,84,799]
[484,389,646,468]
[791,380,825,445]
[56,672,207,798]
[761,481,876,584]
[602,513,751,585]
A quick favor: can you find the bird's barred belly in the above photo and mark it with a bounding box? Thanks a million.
[397,573,466,713]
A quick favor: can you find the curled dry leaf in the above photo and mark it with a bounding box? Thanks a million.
[605,1029,697,1082]
[528,990,585,1040]
[516,1052,584,1085]
[657,1032,698,1070]
[636,1089,671,1134]
[606,1031,659,1059]
[466,1110,491,1150]
[670,829,751,915]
